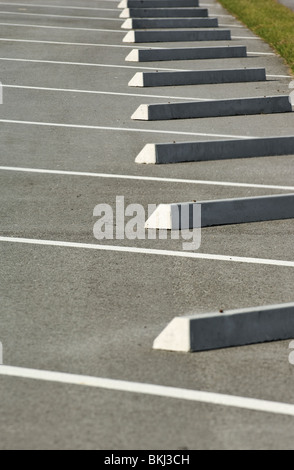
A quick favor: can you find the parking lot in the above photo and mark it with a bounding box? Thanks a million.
[0,0,294,450]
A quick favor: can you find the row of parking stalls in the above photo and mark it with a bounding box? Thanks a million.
[115,0,294,352]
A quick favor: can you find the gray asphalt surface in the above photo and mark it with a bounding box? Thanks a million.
[0,0,294,450]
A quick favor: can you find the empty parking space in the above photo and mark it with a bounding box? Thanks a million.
[0,0,294,450]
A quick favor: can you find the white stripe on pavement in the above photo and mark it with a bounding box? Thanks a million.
[219,24,243,28]
[0,166,293,192]
[209,14,232,18]
[0,22,124,32]
[0,56,195,72]
[0,38,277,56]
[247,52,276,56]
[267,74,292,79]
[3,57,288,77]
[0,236,293,267]
[0,119,253,140]
[0,2,121,10]
[0,11,123,21]
[1,365,294,417]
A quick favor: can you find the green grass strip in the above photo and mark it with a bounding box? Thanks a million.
[217,0,294,75]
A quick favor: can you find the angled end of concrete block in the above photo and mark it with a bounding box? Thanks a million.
[121,18,133,29]
[145,202,198,230]
[153,317,191,352]
[119,8,130,18]
[125,49,140,62]
[123,31,136,43]
[131,104,149,120]
[145,204,173,229]
[128,72,144,87]
[118,0,127,8]
[135,144,157,164]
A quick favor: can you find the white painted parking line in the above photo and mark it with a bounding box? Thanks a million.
[0,2,121,10]
[0,38,276,57]
[153,302,294,352]
[0,119,253,140]
[247,52,276,56]
[2,84,217,102]
[0,22,124,33]
[232,36,259,40]
[145,194,294,229]
[0,57,197,72]
[136,136,294,164]
[0,11,123,21]
[0,236,294,268]
[1,166,294,192]
[219,23,243,28]
[1,365,294,417]
[0,37,163,49]
[267,74,292,78]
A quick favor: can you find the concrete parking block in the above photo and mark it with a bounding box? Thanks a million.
[123,29,231,43]
[128,68,266,87]
[121,18,218,29]
[131,95,292,120]
[153,302,294,352]
[135,136,294,164]
[125,46,247,62]
[120,7,209,18]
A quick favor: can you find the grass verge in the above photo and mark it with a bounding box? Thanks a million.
[217,0,294,75]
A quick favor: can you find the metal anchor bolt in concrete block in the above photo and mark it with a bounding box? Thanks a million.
[118,0,200,8]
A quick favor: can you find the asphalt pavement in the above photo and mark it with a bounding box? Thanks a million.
[0,0,294,450]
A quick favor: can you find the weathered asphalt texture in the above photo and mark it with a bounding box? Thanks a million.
[0,0,294,450]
